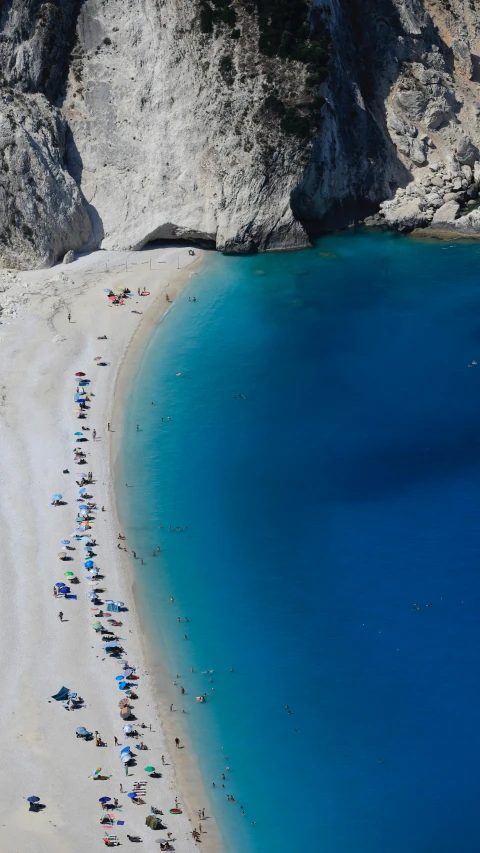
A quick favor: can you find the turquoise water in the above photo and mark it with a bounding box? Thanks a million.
[119,231,480,853]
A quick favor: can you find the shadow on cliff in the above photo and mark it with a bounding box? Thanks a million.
[65,126,104,249]
[293,0,455,237]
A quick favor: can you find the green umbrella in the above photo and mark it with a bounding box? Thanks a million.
[144,766,155,773]
[64,571,75,578]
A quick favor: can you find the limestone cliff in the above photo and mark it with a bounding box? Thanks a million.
[1,0,480,268]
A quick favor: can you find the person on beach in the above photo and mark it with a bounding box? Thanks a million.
[170,704,174,712]
[114,736,118,746]
[108,422,110,431]
[161,755,165,765]
[175,737,180,748]
[120,783,124,793]
[68,312,71,322]
[132,551,137,558]
[58,611,63,621]
[93,429,96,440]
[136,424,139,431]
[53,587,57,597]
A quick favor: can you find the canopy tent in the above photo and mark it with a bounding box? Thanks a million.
[51,686,70,701]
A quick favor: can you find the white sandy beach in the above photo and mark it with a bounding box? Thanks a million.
[0,245,219,852]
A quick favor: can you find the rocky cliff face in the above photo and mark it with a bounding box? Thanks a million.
[1,0,480,268]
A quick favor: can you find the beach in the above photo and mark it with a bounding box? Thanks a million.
[0,245,216,852]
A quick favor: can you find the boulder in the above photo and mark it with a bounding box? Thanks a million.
[62,250,75,264]
[382,199,431,231]
[456,136,479,166]
[451,37,473,80]
[432,201,460,224]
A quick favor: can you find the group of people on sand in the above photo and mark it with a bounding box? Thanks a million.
[51,311,187,848]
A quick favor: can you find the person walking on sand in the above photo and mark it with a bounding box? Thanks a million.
[114,736,119,746]
[161,755,165,765]
[93,429,96,440]
[58,611,64,621]
[175,737,180,748]
[68,312,71,323]
[136,424,139,431]
[120,783,124,793]
[170,704,173,712]
[108,422,110,432]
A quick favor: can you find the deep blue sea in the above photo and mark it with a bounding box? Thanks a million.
[119,230,480,853]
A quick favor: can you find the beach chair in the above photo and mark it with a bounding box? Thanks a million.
[103,832,120,846]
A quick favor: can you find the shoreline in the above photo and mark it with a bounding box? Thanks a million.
[110,255,224,852]
[0,244,219,851]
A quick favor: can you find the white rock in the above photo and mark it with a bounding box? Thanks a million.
[432,201,460,224]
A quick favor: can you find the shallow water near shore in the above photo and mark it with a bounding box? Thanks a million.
[118,230,480,853]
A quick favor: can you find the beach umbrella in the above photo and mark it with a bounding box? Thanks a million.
[127,792,137,798]
[92,622,103,631]
[75,372,86,377]
[144,766,155,773]
[119,698,129,708]
[64,571,75,578]
[27,796,40,803]
[79,504,89,510]
[115,675,125,681]
[121,754,131,763]
[62,539,70,545]
[123,725,133,733]
[99,796,111,803]
[92,767,101,776]
[74,431,83,436]
[60,586,70,594]
[85,560,94,568]
[103,288,112,293]
[58,552,68,560]
[51,494,62,501]
[74,528,85,535]
[76,727,88,735]
[118,681,127,690]
[120,746,131,754]
[79,487,87,494]
[55,582,65,587]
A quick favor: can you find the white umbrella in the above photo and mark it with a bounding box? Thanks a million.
[123,725,133,734]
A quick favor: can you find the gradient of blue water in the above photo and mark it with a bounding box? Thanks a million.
[119,231,480,853]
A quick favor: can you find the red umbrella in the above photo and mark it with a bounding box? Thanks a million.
[75,372,86,377]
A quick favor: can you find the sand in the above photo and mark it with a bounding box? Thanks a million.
[0,246,218,852]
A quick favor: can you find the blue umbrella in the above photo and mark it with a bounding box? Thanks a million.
[74,431,83,436]
[79,487,87,494]
[115,675,125,681]
[27,796,40,803]
[120,746,131,754]
[60,586,70,594]
[118,681,127,689]
[78,504,89,510]
[55,582,65,587]
[85,560,94,568]
[76,727,88,735]
[99,796,111,803]
[103,288,112,293]
[61,539,70,545]
[127,792,137,798]
[51,494,62,501]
